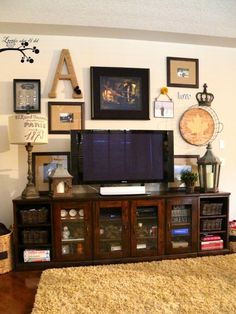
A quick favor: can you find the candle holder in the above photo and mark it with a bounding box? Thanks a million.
[197,143,221,193]
[48,163,73,198]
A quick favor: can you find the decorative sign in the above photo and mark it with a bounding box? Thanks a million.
[177,92,192,100]
[48,49,82,99]
[0,36,40,63]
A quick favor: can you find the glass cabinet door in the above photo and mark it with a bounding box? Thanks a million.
[131,200,164,257]
[54,202,92,260]
[166,197,198,254]
[94,201,129,259]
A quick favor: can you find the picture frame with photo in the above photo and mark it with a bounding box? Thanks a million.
[48,102,85,134]
[32,152,70,194]
[13,79,41,113]
[91,66,150,120]
[168,154,200,190]
[167,57,199,88]
[154,100,174,118]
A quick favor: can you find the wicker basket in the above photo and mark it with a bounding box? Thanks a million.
[230,229,236,236]
[201,218,222,231]
[20,207,48,224]
[201,203,223,216]
[0,232,13,274]
[22,230,48,244]
[230,242,236,253]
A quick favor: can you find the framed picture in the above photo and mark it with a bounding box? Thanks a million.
[32,152,70,194]
[48,102,85,134]
[167,57,199,88]
[91,66,149,120]
[154,100,174,118]
[13,79,41,113]
[168,155,200,190]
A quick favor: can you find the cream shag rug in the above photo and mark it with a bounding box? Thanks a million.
[32,254,236,314]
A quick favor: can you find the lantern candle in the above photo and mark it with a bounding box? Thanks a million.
[206,172,214,188]
[57,181,65,193]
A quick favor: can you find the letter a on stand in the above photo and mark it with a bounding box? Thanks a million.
[48,49,83,98]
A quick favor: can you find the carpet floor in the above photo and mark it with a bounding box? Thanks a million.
[32,254,236,314]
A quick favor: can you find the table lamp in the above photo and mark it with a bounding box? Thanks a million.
[8,114,48,199]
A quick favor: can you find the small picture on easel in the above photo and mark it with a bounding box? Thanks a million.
[154,100,174,118]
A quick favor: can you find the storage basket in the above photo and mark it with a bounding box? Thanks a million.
[20,207,48,224]
[230,241,236,253]
[22,230,48,244]
[0,231,13,274]
[201,218,222,231]
[201,203,223,216]
[229,220,236,236]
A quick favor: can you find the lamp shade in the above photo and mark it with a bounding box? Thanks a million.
[8,114,48,144]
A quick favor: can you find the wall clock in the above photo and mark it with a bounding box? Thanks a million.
[179,106,222,146]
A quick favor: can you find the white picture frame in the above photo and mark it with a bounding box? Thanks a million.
[154,100,174,118]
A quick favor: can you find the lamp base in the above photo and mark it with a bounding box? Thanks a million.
[21,183,39,199]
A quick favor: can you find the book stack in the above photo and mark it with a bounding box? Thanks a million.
[23,249,50,262]
[201,235,223,251]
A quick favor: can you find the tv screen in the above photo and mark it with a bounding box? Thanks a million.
[70,130,174,185]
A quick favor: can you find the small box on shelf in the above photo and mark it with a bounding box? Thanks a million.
[201,240,223,251]
[23,249,50,262]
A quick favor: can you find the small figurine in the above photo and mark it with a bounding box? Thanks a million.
[62,226,70,239]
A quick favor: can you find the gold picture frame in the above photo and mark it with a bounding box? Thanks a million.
[32,152,70,194]
[168,155,200,190]
[48,102,85,134]
[167,57,199,88]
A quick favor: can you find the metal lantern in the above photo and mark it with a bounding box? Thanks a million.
[197,143,221,193]
[49,163,73,198]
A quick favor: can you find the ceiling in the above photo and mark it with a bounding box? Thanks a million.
[0,0,236,47]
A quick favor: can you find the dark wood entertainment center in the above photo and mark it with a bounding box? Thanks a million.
[12,191,230,270]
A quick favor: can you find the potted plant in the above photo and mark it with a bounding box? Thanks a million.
[180,170,198,193]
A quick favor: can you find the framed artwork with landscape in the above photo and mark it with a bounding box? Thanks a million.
[167,57,199,88]
[168,155,200,190]
[91,66,149,120]
[48,102,84,134]
[13,79,41,113]
[32,152,70,194]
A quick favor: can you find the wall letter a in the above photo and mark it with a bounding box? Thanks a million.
[48,49,83,98]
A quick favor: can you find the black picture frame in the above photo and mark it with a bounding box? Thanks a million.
[32,152,70,194]
[91,66,150,120]
[13,79,41,113]
[167,57,199,88]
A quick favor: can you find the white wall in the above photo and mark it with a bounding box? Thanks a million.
[0,34,236,226]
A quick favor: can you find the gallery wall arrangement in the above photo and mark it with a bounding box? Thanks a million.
[0,31,235,234]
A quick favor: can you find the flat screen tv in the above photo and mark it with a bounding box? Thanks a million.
[70,130,174,186]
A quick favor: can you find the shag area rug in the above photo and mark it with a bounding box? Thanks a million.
[32,254,236,314]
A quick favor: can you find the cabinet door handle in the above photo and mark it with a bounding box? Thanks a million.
[86,226,89,235]
[123,224,127,231]
[133,225,136,234]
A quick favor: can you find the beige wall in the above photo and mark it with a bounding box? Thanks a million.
[0,34,236,226]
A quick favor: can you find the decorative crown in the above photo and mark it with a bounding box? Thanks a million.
[196,83,214,106]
